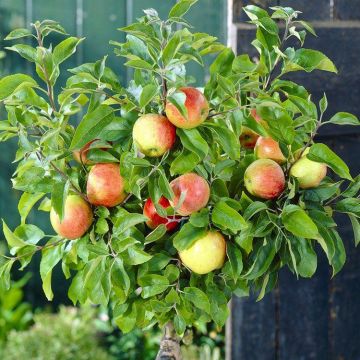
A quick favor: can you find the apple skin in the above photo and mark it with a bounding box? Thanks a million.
[165,87,209,129]
[254,137,286,164]
[50,195,93,240]
[132,114,176,157]
[86,163,126,207]
[290,148,327,189]
[143,197,180,232]
[73,139,109,165]
[244,159,285,199]
[170,173,210,216]
[239,109,262,149]
[179,230,226,274]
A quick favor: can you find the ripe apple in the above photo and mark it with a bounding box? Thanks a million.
[290,148,327,189]
[244,159,285,199]
[143,197,180,231]
[254,136,286,164]
[170,173,210,216]
[239,109,262,149]
[73,139,109,165]
[50,194,93,240]
[179,230,226,274]
[132,114,176,157]
[165,87,209,129]
[87,163,126,207]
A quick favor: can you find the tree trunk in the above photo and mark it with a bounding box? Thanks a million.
[156,322,182,360]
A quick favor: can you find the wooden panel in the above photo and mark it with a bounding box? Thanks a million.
[231,294,276,360]
[334,0,360,21]
[279,0,330,20]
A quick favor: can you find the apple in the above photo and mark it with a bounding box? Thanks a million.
[132,114,176,157]
[179,230,226,274]
[73,139,109,165]
[254,136,286,164]
[87,163,126,207]
[290,147,327,189]
[50,194,93,240]
[143,197,180,231]
[165,87,209,129]
[170,173,210,216]
[239,109,262,149]
[244,159,285,199]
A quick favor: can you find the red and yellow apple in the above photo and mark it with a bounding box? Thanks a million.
[170,173,210,216]
[290,147,327,189]
[86,163,126,207]
[244,159,285,199]
[179,230,226,274]
[254,136,286,164]
[73,139,109,165]
[143,196,180,231]
[132,114,176,157]
[50,194,93,240]
[239,109,262,149]
[165,87,209,129]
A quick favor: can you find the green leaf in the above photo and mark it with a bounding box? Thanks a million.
[40,240,64,300]
[139,84,158,108]
[167,91,188,119]
[18,192,45,224]
[14,224,45,245]
[327,112,360,126]
[292,236,317,278]
[243,240,275,280]
[243,5,269,20]
[183,287,210,313]
[169,0,198,18]
[53,37,84,65]
[114,212,148,234]
[170,149,199,175]
[174,314,187,335]
[5,44,37,62]
[203,123,240,160]
[284,48,337,73]
[227,242,243,281]
[51,181,70,221]
[2,221,27,251]
[5,28,33,40]
[162,32,182,65]
[70,105,114,150]
[349,214,360,246]
[189,208,209,228]
[308,143,352,180]
[177,128,209,159]
[212,201,248,233]
[335,198,360,217]
[319,93,328,114]
[0,74,38,101]
[173,223,207,251]
[125,247,152,265]
[210,48,235,76]
[138,274,169,298]
[281,205,319,239]
[145,224,167,244]
[124,59,154,70]
[112,258,131,295]
[0,260,15,290]
[243,202,268,221]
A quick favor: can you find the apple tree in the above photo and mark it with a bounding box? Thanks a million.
[0,2,359,359]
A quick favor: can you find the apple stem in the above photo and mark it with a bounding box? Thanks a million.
[156,322,182,360]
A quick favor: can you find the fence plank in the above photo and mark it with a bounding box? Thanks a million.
[334,0,360,21]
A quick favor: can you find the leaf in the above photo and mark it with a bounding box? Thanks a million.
[243,202,268,221]
[227,242,243,281]
[183,287,210,313]
[173,223,207,251]
[203,123,240,160]
[5,28,33,40]
[189,208,209,228]
[169,0,198,18]
[0,74,38,101]
[53,37,84,65]
[145,224,167,244]
[177,128,209,159]
[125,247,152,265]
[319,93,328,114]
[170,149,199,175]
[162,31,182,65]
[2,221,27,250]
[284,48,337,73]
[18,192,45,224]
[0,260,15,290]
[5,44,37,62]
[327,112,360,126]
[210,48,235,76]
[335,198,360,217]
[212,201,248,233]
[51,181,70,221]
[139,84,158,108]
[124,59,154,70]
[167,91,188,119]
[112,258,131,295]
[349,214,360,246]
[174,314,186,335]
[70,105,114,150]
[308,143,352,181]
[40,240,64,300]
[281,205,319,239]
[292,237,317,278]
[114,212,148,234]
[14,224,45,245]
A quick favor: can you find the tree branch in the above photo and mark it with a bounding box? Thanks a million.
[156,322,182,360]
